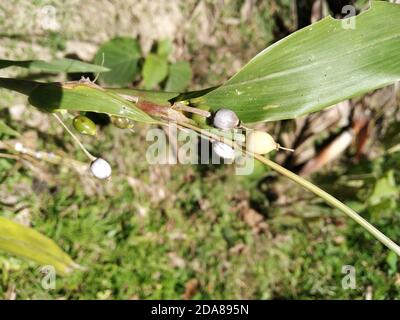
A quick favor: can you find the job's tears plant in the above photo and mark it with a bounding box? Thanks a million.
[0,1,399,275]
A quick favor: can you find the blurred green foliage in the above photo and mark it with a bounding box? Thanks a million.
[94,37,192,91]
[94,37,141,86]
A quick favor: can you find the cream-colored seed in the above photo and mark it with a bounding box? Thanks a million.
[246,130,278,154]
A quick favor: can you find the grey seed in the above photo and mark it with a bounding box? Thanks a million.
[213,109,240,130]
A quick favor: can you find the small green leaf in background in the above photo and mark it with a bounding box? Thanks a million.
[0,58,109,74]
[386,251,398,274]
[382,122,400,149]
[0,119,20,137]
[157,39,173,58]
[368,170,398,206]
[142,53,168,89]
[94,37,141,86]
[0,217,80,276]
[165,61,192,92]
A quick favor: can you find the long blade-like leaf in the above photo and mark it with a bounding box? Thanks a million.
[0,78,157,124]
[0,77,41,95]
[28,82,158,124]
[107,88,179,106]
[197,1,400,123]
[0,217,80,276]
[0,58,109,73]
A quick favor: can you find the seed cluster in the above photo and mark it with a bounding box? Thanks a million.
[57,114,112,180]
[210,108,283,160]
[60,108,290,180]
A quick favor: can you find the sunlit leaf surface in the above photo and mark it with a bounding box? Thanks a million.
[198,1,400,123]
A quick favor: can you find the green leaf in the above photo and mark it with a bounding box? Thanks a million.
[0,78,161,123]
[108,88,179,107]
[197,1,400,123]
[0,77,41,95]
[157,39,173,58]
[27,82,158,124]
[0,119,20,137]
[142,54,168,89]
[94,37,141,86]
[0,217,80,276]
[386,251,398,272]
[368,170,398,205]
[165,61,192,92]
[382,122,400,149]
[0,58,109,74]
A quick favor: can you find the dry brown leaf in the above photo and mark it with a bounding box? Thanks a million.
[183,278,199,300]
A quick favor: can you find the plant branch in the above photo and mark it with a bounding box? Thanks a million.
[254,154,400,256]
[176,120,400,256]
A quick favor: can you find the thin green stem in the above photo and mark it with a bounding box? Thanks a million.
[176,120,400,256]
[53,113,96,162]
[254,154,400,256]
[0,152,19,160]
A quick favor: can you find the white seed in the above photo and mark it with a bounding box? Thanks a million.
[90,158,112,180]
[246,130,278,154]
[213,109,240,130]
[212,141,236,160]
[14,142,25,152]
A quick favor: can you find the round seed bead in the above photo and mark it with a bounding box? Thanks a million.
[111,116,134,129]
[73,115,97,136]
[212,141,236,160]
[246,130,278,155]
[90,158,112,180]
[213,109,240,130]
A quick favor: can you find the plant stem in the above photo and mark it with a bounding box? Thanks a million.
[176,120,400,256]
[0,152,19,160]
[254,154,400,256]
[173,102,211,118]
[0,140,88,172]
[53,113,96,161]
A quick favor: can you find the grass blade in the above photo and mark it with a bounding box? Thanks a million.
[0,58,109,73]
[0,217,80,276]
